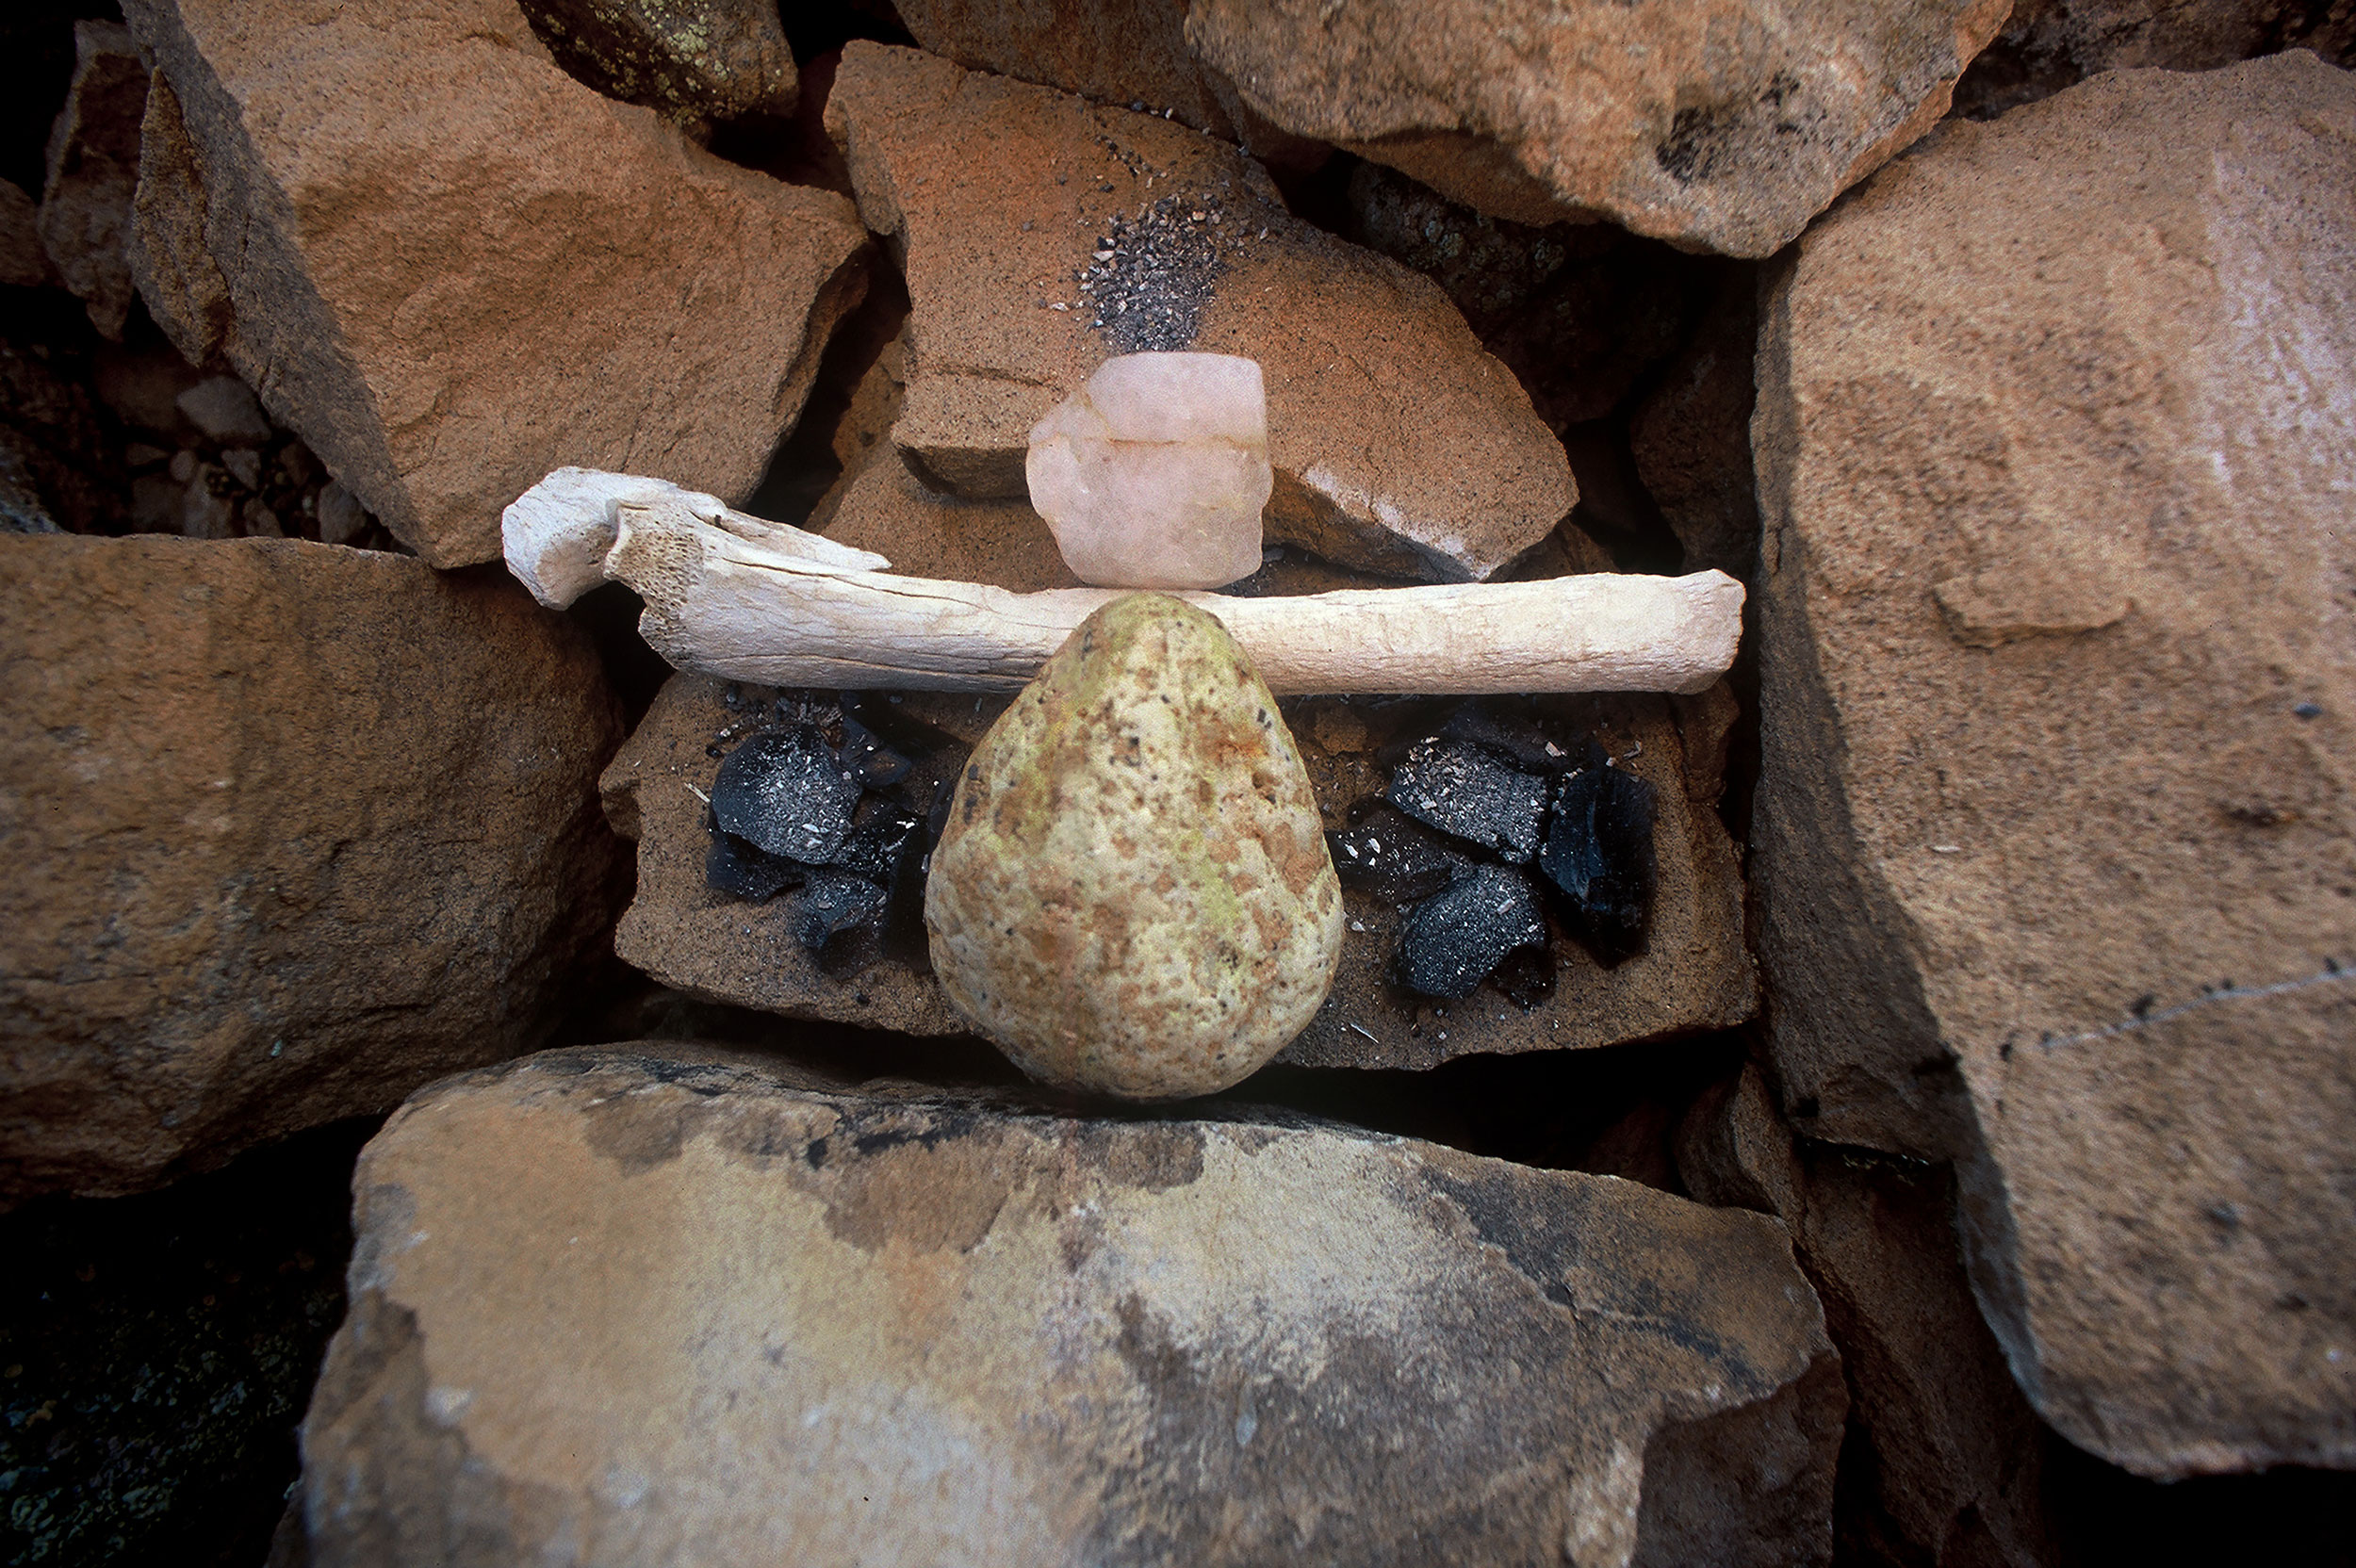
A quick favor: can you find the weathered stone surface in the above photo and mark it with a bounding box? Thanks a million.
[122,0,869,567]
[894,0,1231,136]
[1955,0,2356,119]
[1629,268,1760,579]
[929,595,1342,1098]
[1677,1067,2060,1567]
[888,0,1332,173]
[1,179,53,290]
[516,0,797,127]
[826,43,1573,582]
[0,336,122,535]
[1344,162,1714,433]
[823,441,1085,594]
[1025,352,1270,590]
[0,536,627,1200]
[299,1043,1844,1566]
[38,20,146,341]
[1183,0,2010,257]
[1752,54,2356,1478]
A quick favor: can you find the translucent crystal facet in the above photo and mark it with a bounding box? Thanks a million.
[1024,352,1271,590]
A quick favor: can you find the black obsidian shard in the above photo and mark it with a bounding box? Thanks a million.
[1396,866,1549,1000]
[1384,737,1550,862]
[709,725,865,863]
[703,830,808,902]
[1540,759,1657,965]
[1329,804,1467,904]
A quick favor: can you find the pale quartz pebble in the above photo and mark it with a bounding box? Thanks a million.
[1024,352,1271,589]
[926,593,1343,1099]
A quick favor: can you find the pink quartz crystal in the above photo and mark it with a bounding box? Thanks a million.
[1023,352,1272,589]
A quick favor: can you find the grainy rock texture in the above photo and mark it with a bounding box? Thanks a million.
[121,0,869,567]
[1182,0,2011,256]
[1677,1068,2059,1568]
[37,20,147,341]
[515,0,797,127]
[826,43,1573,582]
[0,536,627,1200]
[0,179,51,289]
[1955,0,2356,119]
[1629,269,1760,579]
[1752,55,2356,1478]
[928,595,1342,1098]
[894,0,1231,136]
[299,1044,1845,1567]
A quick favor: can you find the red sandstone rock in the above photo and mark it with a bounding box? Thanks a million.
[0,535,628,1200]
[121,0,870,567]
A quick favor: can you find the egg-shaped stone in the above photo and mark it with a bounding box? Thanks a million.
[924,593,1344,1099]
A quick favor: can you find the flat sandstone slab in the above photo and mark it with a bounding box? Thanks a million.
[825,42,1574,583]
[602,668,1753,1070]
[298,1044,1842,1566]
[0,536,626,1200]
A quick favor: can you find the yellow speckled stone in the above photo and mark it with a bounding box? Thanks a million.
[924,594,1345,1099]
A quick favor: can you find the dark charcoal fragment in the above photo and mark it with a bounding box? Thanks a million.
[840,715,914,789]
[831,806,924,884]
[709,725,864,863]
[1491,943,1557,1009]
[705,830,808,902]
[1540,760,1657,965]
[1396,866,1549,1000]
[1330,803,1468,904]
[794,872,892,953]
[1386,737,1550,862]
[1436,704,1573,776]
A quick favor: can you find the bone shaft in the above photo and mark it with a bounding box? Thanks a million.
[629,542,1743,695]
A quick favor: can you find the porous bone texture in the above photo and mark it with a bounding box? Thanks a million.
[925,594,1344,1099]
[1025,351,1270,590]
[1752,53,2356,1478]
[296,1044,1845,1568]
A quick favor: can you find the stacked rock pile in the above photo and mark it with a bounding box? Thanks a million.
[1,2,2349,1564]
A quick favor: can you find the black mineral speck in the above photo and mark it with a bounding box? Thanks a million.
[1329,803,1467,903]
[1076,189,1251,353]
[1396,866,1550,1000]
[794,872,892,953]
[1386,737,1550,862]
[709,725,864,863]
[1540,759,1657,965]
[704,831,808,902]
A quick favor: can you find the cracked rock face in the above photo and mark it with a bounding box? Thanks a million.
[926,594,1342,1099]
[297,1044,1845,1568]
[120,0,868,567]
[1184,0,2010,257]
[1752,54,2356,1478]
[825,42,1573,583]
[0,536,626,1200]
